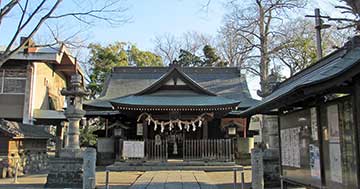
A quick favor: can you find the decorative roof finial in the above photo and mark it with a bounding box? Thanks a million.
[169,59,180,68]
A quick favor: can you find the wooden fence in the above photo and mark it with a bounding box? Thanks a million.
[183,139,233,162]
[145,140,168,162]
[122,139,233,162]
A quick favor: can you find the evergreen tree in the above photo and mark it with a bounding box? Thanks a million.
[88,42,163,98]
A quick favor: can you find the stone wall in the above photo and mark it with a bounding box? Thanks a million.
[46,157,83,188]
[97,138,115,165]
[0,139,48,178]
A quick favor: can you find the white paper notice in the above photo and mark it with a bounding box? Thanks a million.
[327,105,342,183]
[309,144,321,179]
[329,143,342,183]
[310,107,318,141]
[123,141,145,158]
[280,127,300,168]
[327,105,340,142]
[137,123,143,136]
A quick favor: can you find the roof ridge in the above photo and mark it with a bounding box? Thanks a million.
[112,66,240,73]
[135,67,217,96]
[277,47,346,89]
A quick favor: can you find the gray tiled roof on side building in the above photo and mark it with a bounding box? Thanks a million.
[238,40,360,117]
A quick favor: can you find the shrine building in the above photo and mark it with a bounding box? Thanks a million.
[84,64,259,164]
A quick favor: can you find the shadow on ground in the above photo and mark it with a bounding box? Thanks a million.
[0,184,45,189]
[216,182,252,189]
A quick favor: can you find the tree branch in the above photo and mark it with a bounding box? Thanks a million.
[5,0,47,53]
[0,0,63,66]
[0,0,19,25]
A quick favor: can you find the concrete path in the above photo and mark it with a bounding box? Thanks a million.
[129,171,217,189]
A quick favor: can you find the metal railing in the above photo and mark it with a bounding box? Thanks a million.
[122,138,233,162]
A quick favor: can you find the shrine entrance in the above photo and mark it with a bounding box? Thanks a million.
[166,131,184,159]
[147,122,203,160]
[143,120,234,162]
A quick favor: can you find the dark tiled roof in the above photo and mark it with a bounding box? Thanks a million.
[0,119,52,139]
[111,93,240,107]
[85,67,259,109]
[239,45,360,116]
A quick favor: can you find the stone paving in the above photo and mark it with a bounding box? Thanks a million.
[129,171,216,189]
[0,167,253,189]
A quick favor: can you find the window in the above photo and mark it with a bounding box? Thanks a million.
[321,99,358,189]
[280,108,322,187]
[0,69,27,94]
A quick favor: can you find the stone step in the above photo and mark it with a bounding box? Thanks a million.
[106,163,243,172]
[112,160,236,167]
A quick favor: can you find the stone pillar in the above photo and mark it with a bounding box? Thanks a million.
[237,137,254,165]
[66,118,81,150]
[262,115,279,149]
[83,148,96,189]
[262,115,280,187]
[251,148,264,189]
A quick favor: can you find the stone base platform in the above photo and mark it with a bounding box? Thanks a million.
[107,160,243,172]
[45,157,83,188]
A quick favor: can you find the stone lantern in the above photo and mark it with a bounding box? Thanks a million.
[60,74,90,157]
[46,74,90,188]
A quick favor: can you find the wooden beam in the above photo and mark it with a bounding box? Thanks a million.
[54,64,75,72]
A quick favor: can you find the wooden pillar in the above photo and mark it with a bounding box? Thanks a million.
[316,104,326,187]
[105,119,109,137]
[22,63,34,124]
[143,119,148,140]
[243,118,247,138]
[277,113,283,178]
[353,78,360,186]
[202,120,208,139]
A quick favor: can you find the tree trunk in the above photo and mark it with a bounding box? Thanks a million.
[258,3,270,97]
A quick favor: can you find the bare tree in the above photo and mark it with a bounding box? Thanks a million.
[342,0,360,17]
[153,32,213,65]
[153,34,180,65]
[222,0,307,97]
[182,31,212,55]
[216,21,254,68]
[0,0,129,66]
[275,18,353,77]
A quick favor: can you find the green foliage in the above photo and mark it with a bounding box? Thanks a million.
[88,42,163,98]
[175,45,227,67]
[202,45,228,67]
[177,49,202,67]
[129,45,163,67]
[80,126,98,147]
